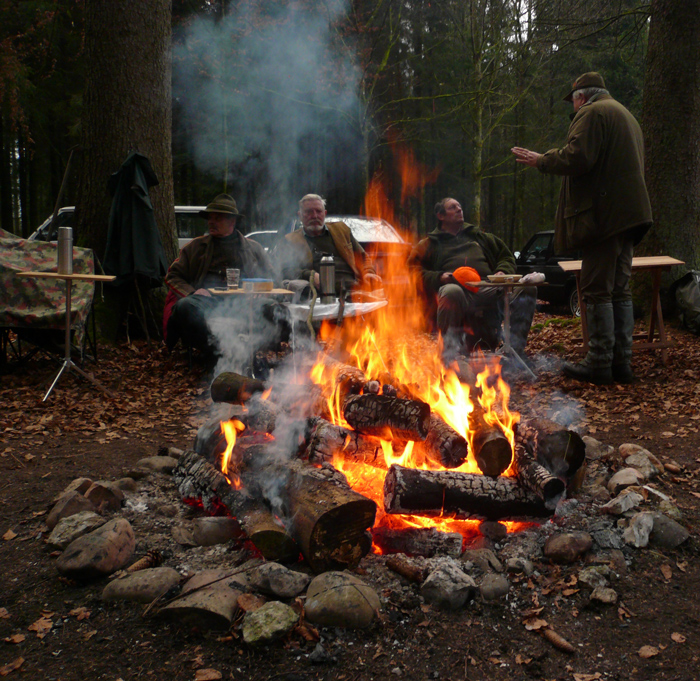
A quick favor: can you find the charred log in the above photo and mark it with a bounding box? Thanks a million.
[318,357,367,400]
[304,418,387,468]
[238,509,299,563]
[372,526,463,557]
[383,464,550,520]
[385,554,428,583]
[343,394,431,441]
[511,442,565,508]
[468,405,512,477]
[420,414,468,469]
[210,372,266,404]
[517,418,586,480]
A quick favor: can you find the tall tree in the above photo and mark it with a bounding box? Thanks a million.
[75,0,176,262]
[641,0,700,273]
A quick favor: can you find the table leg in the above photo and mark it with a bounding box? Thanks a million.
[647,270,669,365]
[576,273,589,353]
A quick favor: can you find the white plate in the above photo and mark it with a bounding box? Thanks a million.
[487,274,522,283]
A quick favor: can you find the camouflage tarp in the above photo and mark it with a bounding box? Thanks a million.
[0,228,95,346]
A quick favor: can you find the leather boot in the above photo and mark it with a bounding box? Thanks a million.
[563,302,614,384]
[612,299,636,383]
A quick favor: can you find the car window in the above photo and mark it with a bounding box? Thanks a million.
[523,233,553,259]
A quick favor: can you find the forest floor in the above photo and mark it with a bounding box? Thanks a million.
[1,307,699,681]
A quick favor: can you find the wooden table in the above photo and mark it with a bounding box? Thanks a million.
[207,287,294,335]
[16,271,117,400]
[558,256,685,364]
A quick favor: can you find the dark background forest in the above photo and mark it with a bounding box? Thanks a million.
[1,0,698,272]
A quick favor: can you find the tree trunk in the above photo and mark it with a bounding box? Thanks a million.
[641,0,700,274]
[75,0,176,262]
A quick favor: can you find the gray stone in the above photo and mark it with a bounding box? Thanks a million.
[619,444,664,471]
[599,488,644,515]
[114,477,138,492]
[578,566,611,590]
[607,468,645,495]
[505,557,535,575]
[46,511,106,550]
[249,563,310,599]
[192,517,243,547]
[500,531,542,562]
[309,643,335,664]
[478,521,507,541]
[305,572,380,628]
[589,527,624,550]
[650,513,690,549]
[102,567,181,603]
[461,548,503,573]
[172,523,196,546]
[623,512,655,548]
[56,518,135,580]
[421,559,476,611]
[242,601,299,645]
[479,573,510,601]
[46,491,99,531]
[583,436,617,461]
[590,586,618,604]
[135,455,178,474]
[53,477,93,503]
[156,503,179,518]
[623,452,663,480]
[544,532,593,564]
[658,500,683,522]
[84,482,124,512]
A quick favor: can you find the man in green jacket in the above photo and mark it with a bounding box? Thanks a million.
[164,194,281,358]
[408,197,536,358]
[512,72,652,384]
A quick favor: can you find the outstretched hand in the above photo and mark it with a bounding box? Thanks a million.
[511,147,542,168]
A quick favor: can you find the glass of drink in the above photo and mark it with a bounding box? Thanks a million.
[226,268,240,290]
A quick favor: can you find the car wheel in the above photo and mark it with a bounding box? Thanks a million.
[569,287,581,317]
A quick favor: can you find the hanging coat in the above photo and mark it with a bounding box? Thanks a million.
[103,151,168,287]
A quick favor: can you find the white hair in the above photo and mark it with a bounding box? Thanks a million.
[298,194,326,210]
[573,86,609,101]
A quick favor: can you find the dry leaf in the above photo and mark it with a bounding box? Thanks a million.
[194,671,222,681]
[676,561,688,573]
[0,608,9,619]
[671,632,686,644]
[68,607,91,620]
[0,657,24,676]
[523,617,548,630]
[24,454,34,461]
[27,616,53,639]
[3,634,24,645]
[638,645,659,658]
[515,654,532,665]
[573,674,601,681]
[660,564,672,580]
[83,630,98,641]
[563,588,579,596]
[2,530,17,541]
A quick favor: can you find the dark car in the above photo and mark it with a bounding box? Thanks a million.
[515,230,581,316]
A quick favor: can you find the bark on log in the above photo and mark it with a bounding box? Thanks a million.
[253,459,377,572]
[238,509,299,563]
[383,464,550,520]
[304,418,387,469]
[372,526,463,557]
[318,357,367,398]
[210,372,266,404]
[468,405,512,477]
[517,418,586,480]
[511,442,565,508]
[343,394,431,441]
[421,414,468,469]
[385,555,428,583]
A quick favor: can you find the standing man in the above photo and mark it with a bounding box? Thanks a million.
[276,194,381,295]
[408,197,536,358]
[512,72,652,384]
[164,194,274,356]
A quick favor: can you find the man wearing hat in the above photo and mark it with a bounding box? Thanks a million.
[512,71,652,385]
[164,194,275,355]
[408,197,537,360]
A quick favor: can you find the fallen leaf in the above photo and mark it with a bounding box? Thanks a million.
[194,671,222,681]
[660,565,672,580]
[83,630,98,641]
[523,617,548,631]
[638,645,659,658]
[573,674,601,681]
[0,608,9,619]
[24,454,35,461]
[3,635,24,644]
[68,607,91,620]
[661,431,676,438]
[676,561,688,573]
[563,588,579,596]
[2,530,17,541]
[27,616,53,639]
[671,632,686,644]
[0,657,24,676]
[515,654,532,665]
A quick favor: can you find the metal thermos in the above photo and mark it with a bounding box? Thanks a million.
[57,226,73,275]
[319,254,336,304]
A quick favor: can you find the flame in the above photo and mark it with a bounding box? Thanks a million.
[220,419,246,489]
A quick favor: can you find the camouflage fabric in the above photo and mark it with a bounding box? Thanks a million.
[0,228,95,346]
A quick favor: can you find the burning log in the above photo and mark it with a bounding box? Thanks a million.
[210,372,266,404]
[318,357,366,399]
[383,464,550,521]
[372,526,463,558]
[421,414,468,469]
[468,405,512,477]
[237,509,299,563]
[253,459,376,572]
[511,442,565,508]
[517,418,586,480]
[304,418,387,469]
[343,394,431,441]
[385,555,427,583]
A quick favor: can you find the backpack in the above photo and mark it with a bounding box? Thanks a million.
[673,271,700,335]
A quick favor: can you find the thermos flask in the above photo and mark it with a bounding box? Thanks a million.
[319,254,336,304]
[57,226,73,275]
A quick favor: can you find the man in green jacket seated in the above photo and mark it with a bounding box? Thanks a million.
[276,194,382,298]
[408,197,536,358]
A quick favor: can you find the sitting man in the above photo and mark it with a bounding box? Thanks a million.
[164,193,280,357]
[276,194,382,297]
[408,197,537,358]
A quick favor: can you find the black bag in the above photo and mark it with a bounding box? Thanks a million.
[673,271,700,335]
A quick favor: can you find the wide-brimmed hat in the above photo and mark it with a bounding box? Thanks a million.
[199,194,244,219]
[563,72,606,102]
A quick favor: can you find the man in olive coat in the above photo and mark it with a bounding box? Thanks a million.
[512,72,652,384]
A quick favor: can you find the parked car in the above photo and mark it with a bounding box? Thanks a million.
[515,230,581,316]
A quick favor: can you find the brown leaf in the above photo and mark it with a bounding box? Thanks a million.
[295,622,320,642]
[676,561,688,573]
[0,657,24,676]
[194,671,222,681]
[563,588,579,596]
[515,654,532,665]
[573,674,601,681]
[638,645,659,658]
[3,635,24,644]
[83,630,98,641]
[0,608,9,619]
[2,530,17,541]
[660,564,672,580]
[27,616,52,639]
[68,607,91,620]
[671,632,686,644]
[523,617,548,630]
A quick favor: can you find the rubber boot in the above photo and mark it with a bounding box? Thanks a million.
[612,299,635,383]
[563,302,614,384]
